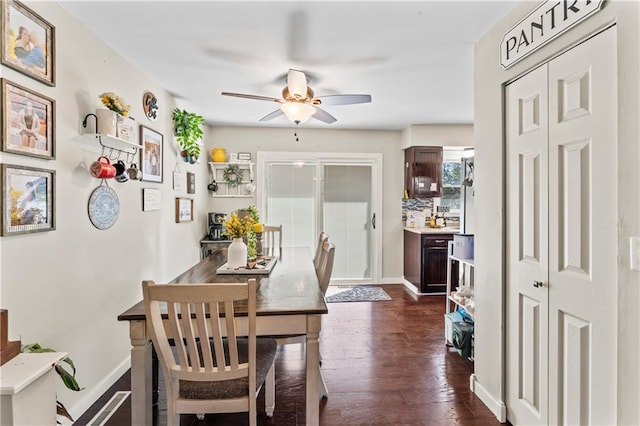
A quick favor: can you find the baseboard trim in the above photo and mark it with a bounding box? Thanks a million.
[470,374,507,423]
[68,356,131,424]
[378,277,404,285]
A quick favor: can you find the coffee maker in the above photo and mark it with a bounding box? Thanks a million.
[207,212,226,240]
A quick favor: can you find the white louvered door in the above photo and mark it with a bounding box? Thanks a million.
[506,27,617,426]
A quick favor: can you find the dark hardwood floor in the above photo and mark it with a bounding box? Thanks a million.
[76,285,503,425]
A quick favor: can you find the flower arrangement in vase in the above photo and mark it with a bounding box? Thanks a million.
[97,92,131,137]
[223,212,255,269]
[99,92,131,116]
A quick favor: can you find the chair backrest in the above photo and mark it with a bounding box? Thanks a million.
[313,232,329,272]
[142,279,258,387]
[262,225,282,255]
[317,241,335,295]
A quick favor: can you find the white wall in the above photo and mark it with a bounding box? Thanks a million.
[204,126,404,281]
[0,2,208,419]
[400,123,473,150]
[474,1,640,423]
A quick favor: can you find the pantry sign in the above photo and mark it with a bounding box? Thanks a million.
[500,0,604,69]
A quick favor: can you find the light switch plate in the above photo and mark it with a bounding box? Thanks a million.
[631,236,640,271]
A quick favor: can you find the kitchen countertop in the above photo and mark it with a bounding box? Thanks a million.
[403,226,460,234]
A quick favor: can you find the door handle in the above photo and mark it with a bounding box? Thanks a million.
[371,213,376,229]
[533,280,544,288]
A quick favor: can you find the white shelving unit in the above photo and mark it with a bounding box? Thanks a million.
[445,244,475,319]
[445,241,475,358]
[208,162,254,198]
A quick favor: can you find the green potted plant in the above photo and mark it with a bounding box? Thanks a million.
[172,108,205,163]
[22,343,82,423]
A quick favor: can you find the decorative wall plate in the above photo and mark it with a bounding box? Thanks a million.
[88,184,120,230]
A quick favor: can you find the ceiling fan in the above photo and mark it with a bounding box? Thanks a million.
[221,69,372,125]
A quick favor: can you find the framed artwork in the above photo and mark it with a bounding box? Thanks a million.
[116,115,136,144]
[186,172,195,194]
[238,152,251,162]
[175,197,193,223]
[140,125,163,183]
[1,163,55,236]
[1,78,55,159]
[172,171,183,191]
[0,0,56,86]
[142,188,161,211]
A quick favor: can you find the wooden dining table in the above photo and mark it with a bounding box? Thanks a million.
[117,247,328,426]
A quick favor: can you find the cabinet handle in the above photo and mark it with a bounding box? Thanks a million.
[371,213,376,230]
[533,280,544,288]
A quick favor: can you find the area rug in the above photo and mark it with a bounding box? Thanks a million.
[325,286,392,303]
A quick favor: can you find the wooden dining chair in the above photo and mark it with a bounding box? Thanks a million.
[317,240,336,295]
[262,225,282,255]
[313,232,329,277]
[142,279,277,426]
[275,239,335,398]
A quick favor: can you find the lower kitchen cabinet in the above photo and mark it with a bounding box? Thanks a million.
[403,230,456,293]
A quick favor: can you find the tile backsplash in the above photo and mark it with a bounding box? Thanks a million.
[402,198,434,223]
[402,198,460,227]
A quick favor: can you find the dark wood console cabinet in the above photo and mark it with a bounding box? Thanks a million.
[404,230,456,293]
[405,146,443,198]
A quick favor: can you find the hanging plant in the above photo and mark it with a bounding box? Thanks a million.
[172,108,205,159]
[223,164,243,187]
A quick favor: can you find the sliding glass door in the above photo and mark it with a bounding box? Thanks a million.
[322,164,373,282]
[258,152,381,285]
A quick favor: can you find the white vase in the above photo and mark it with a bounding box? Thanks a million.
[227,238,247,269]
[96,109,117,137]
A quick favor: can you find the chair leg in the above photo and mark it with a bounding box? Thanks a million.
[319,365,329,399]
[265,361,276,417]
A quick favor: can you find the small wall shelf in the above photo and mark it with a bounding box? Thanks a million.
[208,162,255,198]
[82,113,142,160]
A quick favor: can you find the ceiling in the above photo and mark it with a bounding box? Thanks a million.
[61,1,517,130]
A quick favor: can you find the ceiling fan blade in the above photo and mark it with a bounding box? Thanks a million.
[259,109,284,122]
[221,92,282,103]
[287,69,308,99]
[311,106,337,124]
[314,94,372,105]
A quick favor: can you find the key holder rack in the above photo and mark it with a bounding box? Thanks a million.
[82,113,142,158]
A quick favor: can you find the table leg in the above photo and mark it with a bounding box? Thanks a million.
[130,320,152,426]
[306,315,321,426]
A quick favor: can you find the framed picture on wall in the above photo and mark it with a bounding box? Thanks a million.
[186,172,195,194]
[1,78,55,159]
[1,163,55,236]
[175,197,193,223]
[140,125,163,183]
[0,0,56,86]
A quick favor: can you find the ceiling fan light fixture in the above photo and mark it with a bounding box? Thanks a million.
[280,101,315,124]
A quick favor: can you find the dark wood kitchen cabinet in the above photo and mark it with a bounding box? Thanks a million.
[404,230,456,293]
[405,146,443,198]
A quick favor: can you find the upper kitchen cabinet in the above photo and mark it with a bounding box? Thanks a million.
[405,146,443,198]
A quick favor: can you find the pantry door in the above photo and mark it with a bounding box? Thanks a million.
[546,27,617,425]
[506,26,617,426]
[506,63,549,426]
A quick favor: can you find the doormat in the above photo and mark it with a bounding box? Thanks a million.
[325,286,392,303]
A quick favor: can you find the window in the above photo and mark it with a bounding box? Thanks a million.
[441,160,461,211]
